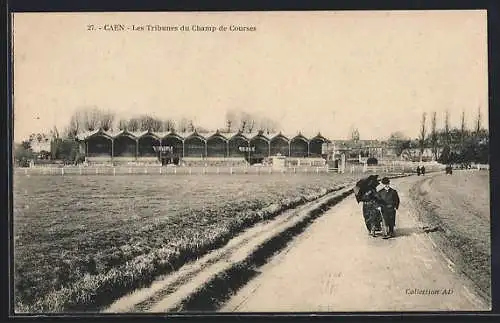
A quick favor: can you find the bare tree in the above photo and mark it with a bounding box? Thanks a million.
[430,111,438,160]
[225,110,238,132]
[239,111,251,132]
[127,117,141,132]
[138,115,162,132]
[162,119,176,132]
[258,117,279,134]
[418,112,427,159]
[99,110,115,131]
[460,110,468,147]
[247,119,256,133]
[443,110,450,146]
[188,119,195,132]
[475,106,482,135]
[82,107,101,131]
[117,119,128,131]
[176,118,190,132]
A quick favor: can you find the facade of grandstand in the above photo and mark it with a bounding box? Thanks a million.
[76,128,332,164]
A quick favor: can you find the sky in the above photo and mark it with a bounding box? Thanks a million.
[12,10,488,142]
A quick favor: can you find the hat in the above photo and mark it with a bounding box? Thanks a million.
[381,177,390,185]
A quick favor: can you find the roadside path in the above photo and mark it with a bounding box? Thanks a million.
[222,175,490,312]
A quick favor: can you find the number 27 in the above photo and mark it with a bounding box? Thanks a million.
[87,25,95,31]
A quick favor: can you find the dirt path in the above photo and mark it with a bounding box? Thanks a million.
[222,174,491,312]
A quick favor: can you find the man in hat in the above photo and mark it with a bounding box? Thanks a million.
[378,177,400,238]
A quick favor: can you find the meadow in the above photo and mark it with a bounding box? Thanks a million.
[410,170,491,300]
[13,172,367,312]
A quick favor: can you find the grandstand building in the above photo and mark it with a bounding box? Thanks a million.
[76,128,331,165]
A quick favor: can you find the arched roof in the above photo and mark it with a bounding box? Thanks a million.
[290,132,309,143]
[162,131,184,141]
[249,130,270,142]
[86,128,113,141]
[310,132,330,143]
[184,131,207,142]
[269,132,290,142]
[77,129,331,142]
[113,130,138,140]
[206,129,228,141]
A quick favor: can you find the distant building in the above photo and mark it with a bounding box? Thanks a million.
[75,128,332,165]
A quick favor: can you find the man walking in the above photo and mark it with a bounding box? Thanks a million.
[378,177,400,239]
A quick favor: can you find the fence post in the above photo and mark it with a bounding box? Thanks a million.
[230,167,233,175]
[160,167,162,175]
[61,168,64,176]
[316,167,319,173]
[145,168,148,174]
[24,168,28,175]
[79,167,82,175]
[96,168,98,175]
[217,167,220,174]
[189,168,192,175]
[174,167,177,174]
[203,167,206,174]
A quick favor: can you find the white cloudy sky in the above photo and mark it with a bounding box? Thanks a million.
[12,10,488,142]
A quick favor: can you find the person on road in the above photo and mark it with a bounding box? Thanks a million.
[355,175,383,237]
[378,177,400,239]
[421,165,426,175]
[416,166,421,176]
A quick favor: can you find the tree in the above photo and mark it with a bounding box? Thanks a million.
[162,119,175,132]
[138,115,162,132]
[443,110,450,146]
[127,118,141,132]
[99,110,115,131]
[225,110,238,132]
[257,117,279,134]
[418,112,427,159]
[430,111,438,160]
[118,119,129,131]
[177,118,189,132]
[14,141,33,166]
[475,107,482,136]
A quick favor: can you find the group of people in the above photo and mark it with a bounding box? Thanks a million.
[354,175,400,239]
[416,165,426,176]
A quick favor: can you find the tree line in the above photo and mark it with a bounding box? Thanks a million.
[388,107,488,165]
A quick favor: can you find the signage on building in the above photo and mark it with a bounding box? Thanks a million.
[239,146,256,152]
[153,146,174,152]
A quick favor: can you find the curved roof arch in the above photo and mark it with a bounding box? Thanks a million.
[310,132,330,143]
[290,132,309,143]
[184,131,207,142]
[206,130,228,142]
[162,131,184,141]
[269,132,290,142]
[86,128,114,141]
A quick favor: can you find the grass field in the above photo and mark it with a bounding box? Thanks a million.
[410,170,491,300]
[14,172,372,313]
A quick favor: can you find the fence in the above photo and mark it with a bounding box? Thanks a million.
[15,165,332,176]
[14,161,485,177]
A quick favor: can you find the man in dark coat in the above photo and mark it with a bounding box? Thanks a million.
[378,177,400,239]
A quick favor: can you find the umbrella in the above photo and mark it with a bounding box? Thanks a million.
[354,174,380,203]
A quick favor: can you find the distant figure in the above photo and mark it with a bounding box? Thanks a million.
[416,166,421,176]
[378,177,400,239]
[421,166,426,175]
[354,175,383,237]
[445,165,453,175]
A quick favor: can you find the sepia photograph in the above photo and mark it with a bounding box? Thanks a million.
[11,10,491,314]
